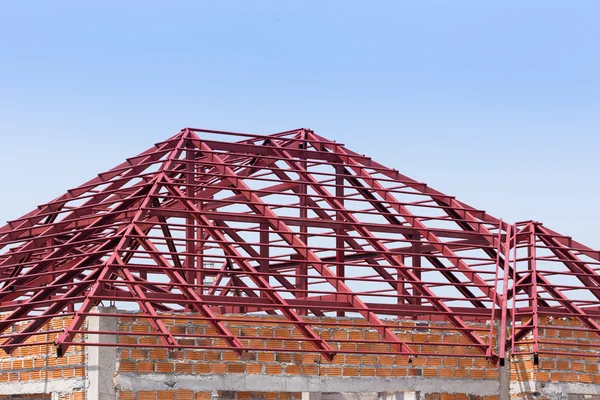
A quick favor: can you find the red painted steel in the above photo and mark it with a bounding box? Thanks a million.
[1,127,599,365]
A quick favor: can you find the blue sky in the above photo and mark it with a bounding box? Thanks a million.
[0,1,599,245]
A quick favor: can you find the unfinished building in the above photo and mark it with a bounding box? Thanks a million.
[1,128,599,400]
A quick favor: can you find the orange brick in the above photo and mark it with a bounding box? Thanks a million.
[132,323,150,333]
[157,363,175,374]
[119,361,137,372]
[168,325,186,335]
[119,392,136,400]
[204,352,220,362]
[138,362,155,373]
[266,364,282,375]
[345,355,361,365]
[175,390,194,400]
[286,365,301,375]
[50,369,63,379]
[439,368,453,378]
[425,357,441,367]
[556,360,569,370]
[360,367,375,377]
[470,370,484,379]
[427,334,443,343]
[535,371,549,381]
[376,368,392,377]
[275,353,292,363]
[222,351,239,361]
[247,364,263,374]
[458,358,472,368]
[187,351,204,361]
[343,367,358,377]
[149,349,168,360]
[454,369,468,379]
[229,363,246,374]
[586,363,599,373]
[139,391,157,400]
[258,352,275,363]
[176,363,193,373]
[484,369,498,379]
[237,393,251,400]
[565,372,578,382]
[302,365,319,375]
[139,337,158,345]
[120,336,138,345]
[274,329,291,338]
[211,363,227,374]
[157,391,175,400]
[131,349,147,359]
[540,360,555,370]
[423,368,438,378]
[362,355,378,365]
[194,363,210,374]
[72,392,85,400]
[571,362,585,371]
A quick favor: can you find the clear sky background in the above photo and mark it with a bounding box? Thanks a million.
[0,1,598,246]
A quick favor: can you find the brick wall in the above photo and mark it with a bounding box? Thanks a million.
[507,316,600,399]
[114,313,600,400]
[115,314,500,400]
[0,315,86,383]
[0,315,86,399]
[2,313,600,400]
[116,314,500,380]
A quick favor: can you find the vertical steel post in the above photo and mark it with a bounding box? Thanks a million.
[530,223,539,359]
[185,139,196,304]
[260,222,269,299]
[335,164,345,317]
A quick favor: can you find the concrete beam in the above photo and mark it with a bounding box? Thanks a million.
[0,379,84,396]
[114,374,498,396]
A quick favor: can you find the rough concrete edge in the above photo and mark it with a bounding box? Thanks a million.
[0,378,85,395]
[509,380,600,396]
[114,374,499,396]
[87,306,118,400]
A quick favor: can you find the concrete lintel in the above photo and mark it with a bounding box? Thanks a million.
[0,378,84,396]
[114,374,498,396]
[301,394,408,400]
[87,305,118,400]
[512,381,600,398]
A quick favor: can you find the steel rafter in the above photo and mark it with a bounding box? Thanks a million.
[1,127,600,364]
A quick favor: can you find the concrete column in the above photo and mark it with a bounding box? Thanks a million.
[495,318,510,400]
[86,306,118,400]
[499,357,510,400]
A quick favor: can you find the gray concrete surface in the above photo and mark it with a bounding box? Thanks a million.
[87,305,118,400]
[113,373,499,396]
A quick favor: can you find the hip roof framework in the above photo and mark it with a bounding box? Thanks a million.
[1,127,599,366]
